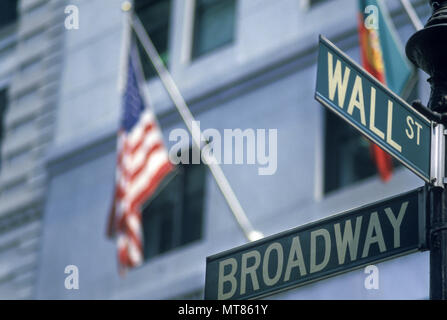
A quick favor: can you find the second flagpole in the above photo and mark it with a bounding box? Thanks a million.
[399,0,424,30]
[121,2,263,243]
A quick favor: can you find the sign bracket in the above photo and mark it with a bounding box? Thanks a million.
[430,123,446,188]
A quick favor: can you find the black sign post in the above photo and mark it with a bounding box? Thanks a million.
[406,0,447,300]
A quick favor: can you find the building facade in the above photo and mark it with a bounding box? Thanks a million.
[0,0,434,299]
[0,0,64,299]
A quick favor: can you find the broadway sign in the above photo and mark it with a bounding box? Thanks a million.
[205,188,427,300]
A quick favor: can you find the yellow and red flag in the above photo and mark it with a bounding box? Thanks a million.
[357,0,415,181]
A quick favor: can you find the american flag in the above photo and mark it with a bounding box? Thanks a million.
[107,45,173,269]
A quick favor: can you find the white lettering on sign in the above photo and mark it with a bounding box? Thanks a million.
[310,229,331,274]
[326,52,423,154]
[405,116,423,146]
[283,236,307,281]
[215,201,410,299]
[262,243,284,286]
[347,75,367,126]
[369,87,385,139]
[240,250,261,295]
[362,212,386,258]
[328,52,350,108]
[334,216,362,265]
[218,258,237,300]
[385,201,409,248]
[386,101,402,152]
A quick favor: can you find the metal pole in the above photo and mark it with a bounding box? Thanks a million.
[429,184,447,299]
[124,5,263,242]
[399,0,424,31]
[428,73,447,300]
[405,0,447,300]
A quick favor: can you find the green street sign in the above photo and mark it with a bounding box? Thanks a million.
[204,188,426,300]
[315,36,434,183]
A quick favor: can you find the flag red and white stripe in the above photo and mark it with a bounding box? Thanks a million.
[108,44,173,270]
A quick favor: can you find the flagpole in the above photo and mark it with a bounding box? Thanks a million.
[399,0,424,31]
[118,1,132,93]
[121,3,263,243]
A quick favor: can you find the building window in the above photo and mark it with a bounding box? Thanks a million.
[134,0,172,79]
[142,152,206,259]
[0,0,18,30]
[323,110,377,194]
[309,0,329,7]
[302,0,329,10]
[0,89,8,171]
[192,0,236,59]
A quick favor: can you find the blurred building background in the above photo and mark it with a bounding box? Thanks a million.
[0,0,434,299]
